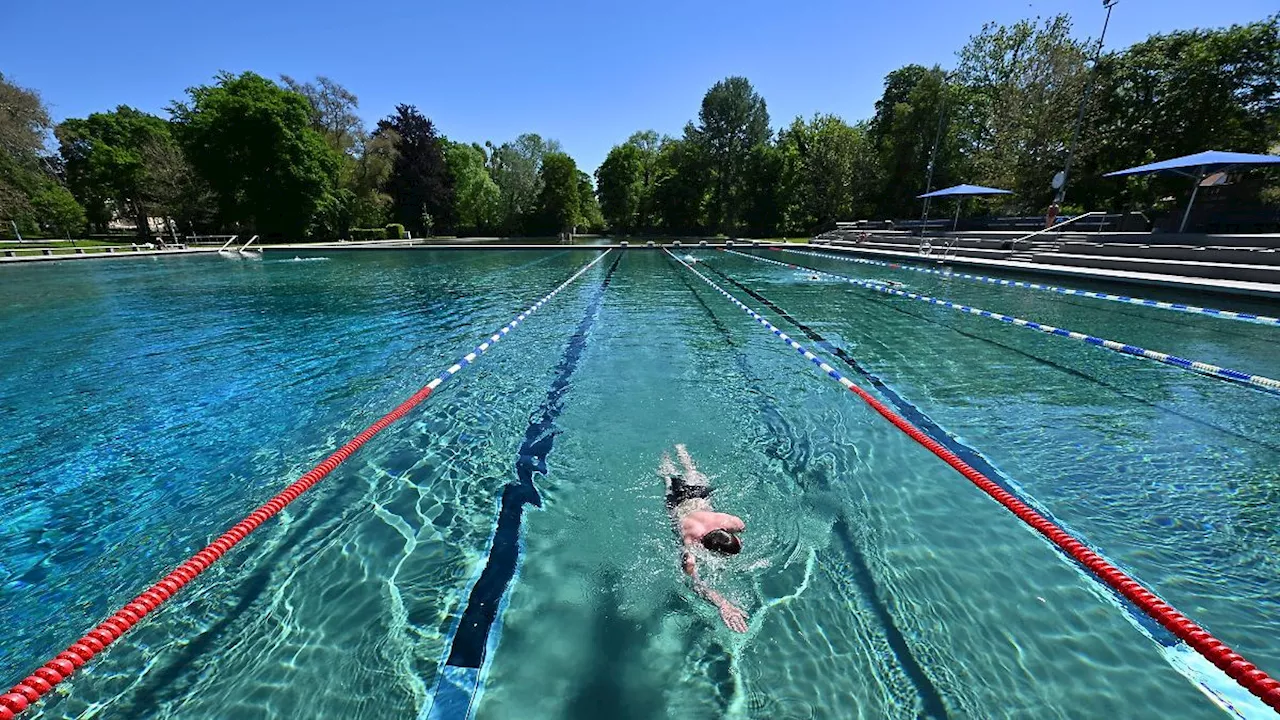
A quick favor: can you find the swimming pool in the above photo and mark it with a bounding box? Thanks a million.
[2,247,1278,718]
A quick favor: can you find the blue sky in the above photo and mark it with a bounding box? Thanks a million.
[3,0,1275,173]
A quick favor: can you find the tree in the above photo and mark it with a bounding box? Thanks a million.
[651,136,709,235]
[595,142,644,232]
[280,75,363,154]
[446,141,501,234]
[956,15,1089,210]
[779,114,878,233]
[868,65,973,218]
[171,72,340,237]
[1073,15,1280,211]
[576,170,605,233]
[57,106,175,236]
[687,77,771,233]
[533,152,580,235]
[0,73,86,237]
[488,133,562,234]
[377,104,454,235]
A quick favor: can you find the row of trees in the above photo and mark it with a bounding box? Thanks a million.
[596,14,1280,236]
[1,72,603,239]
[3,12,1276,240]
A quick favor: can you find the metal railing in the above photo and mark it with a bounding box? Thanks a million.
[1011,212,1106,251]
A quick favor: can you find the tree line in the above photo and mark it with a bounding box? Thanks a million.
[1,72,603,240]
[2,12,1276,241]
[596,13,1280,236]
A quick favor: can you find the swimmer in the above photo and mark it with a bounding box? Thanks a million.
[807,274,821,281]
[660,444,749,632]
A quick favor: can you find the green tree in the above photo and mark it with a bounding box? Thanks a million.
[57,106,176,236]
[0,72,61,232]
[742,143,785,237]
[31,182,86,237]
[446,141,501,234]
[1073,15,1280,212]
[956,15,1089,211]
[868,65,973,217]
[280,75,363,154]
[534,151,580,235]
[576,170,605,233]
[377,104,454,236]
[651,136,709,235]
[687,77,771,234]
[488,133,562,234]
[595,142,644,232]
[779,114,879,233]
[171,72,340,237]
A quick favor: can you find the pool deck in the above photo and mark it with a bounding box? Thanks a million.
[0,247,221,264]
[805,244,1280,301]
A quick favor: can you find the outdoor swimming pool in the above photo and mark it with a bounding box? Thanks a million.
[2,247,1279,719]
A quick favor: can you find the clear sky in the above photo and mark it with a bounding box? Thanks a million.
[3,0,1275,173]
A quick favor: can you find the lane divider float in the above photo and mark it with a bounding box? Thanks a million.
[0,250,613,720]
[727,249,1280,396]
[787,246,1280,327]
[666,248,1280,713]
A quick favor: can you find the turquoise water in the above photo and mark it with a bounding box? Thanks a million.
[2,247,1278,719]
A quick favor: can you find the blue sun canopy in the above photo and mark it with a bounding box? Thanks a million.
[917,184,1014,199]
[1104,150,1280,178]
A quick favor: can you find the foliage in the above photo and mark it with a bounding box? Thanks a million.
[280,75,363,154]
[377,104,454,236]
[0,73,88,235]
[687,77,771,233]
[778,114,878,232]
[31,182,87,237]
[385,222,405,239]
[955,14,1089,210]
[57,106,177,235]
[351,227,387,241]
[576,170,605,233]
[487,133,562,234]
[533,152,581,234]
[595,142,644,233]
[445,141,501,234]
[171,72,340,238]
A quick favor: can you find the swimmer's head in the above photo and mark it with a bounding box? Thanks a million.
[701,529,742,555]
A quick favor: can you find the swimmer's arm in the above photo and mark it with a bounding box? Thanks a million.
[683,552,748,632]
[714,513,745,532]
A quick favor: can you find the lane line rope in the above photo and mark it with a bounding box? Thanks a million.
[0,250,613,720]
[666,248,1280,713]
[789,246,1280,327]
[727,249,1280,396]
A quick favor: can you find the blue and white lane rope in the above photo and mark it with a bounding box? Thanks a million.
[724,249,1280,396]
[422,250,611,393]
[785,247,1280,327]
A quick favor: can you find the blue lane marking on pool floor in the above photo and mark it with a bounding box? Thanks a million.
[424,252,623,720]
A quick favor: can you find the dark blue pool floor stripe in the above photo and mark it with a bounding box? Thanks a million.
[667,255,951,720]
[700,256,1181,647]
[428,252,623,718]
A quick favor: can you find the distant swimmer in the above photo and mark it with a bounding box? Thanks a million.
[807,274,821,281]
[660,444,749,632]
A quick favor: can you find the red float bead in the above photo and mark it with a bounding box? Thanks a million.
[0,703,13,720]
[45,659,74,677]
[82,636,104,653]
[33,667,62,685]
[57,651,86,668]
[69,643,94,660]
[11,684,38,702]
[25,676,50,694]
[0,694,29,713]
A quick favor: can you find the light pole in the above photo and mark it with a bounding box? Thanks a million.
[919,69,950,237]
[1056,0,1117,207]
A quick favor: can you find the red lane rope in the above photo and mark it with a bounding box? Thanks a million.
[672,249,1280,713]
[846,379,1280,712]
[0,252,612,719]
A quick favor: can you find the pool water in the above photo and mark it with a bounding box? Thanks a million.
[2,248,1278,719]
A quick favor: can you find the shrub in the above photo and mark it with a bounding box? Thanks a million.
[385,223,405,239]
[350,227,386,241]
